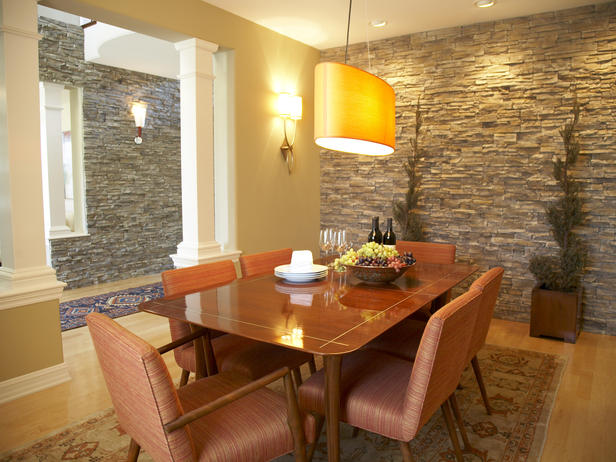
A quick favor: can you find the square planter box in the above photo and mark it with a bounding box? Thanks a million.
[530,285,582,343]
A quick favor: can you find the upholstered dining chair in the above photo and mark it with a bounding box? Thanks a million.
[298,287,482,462]
[240,248,318,381]
[87,312,312,462]
[397,240,457,320]
[162,258,315,387]
[239,247,293,279]
[396,240,456,265]
[365,267,505,415]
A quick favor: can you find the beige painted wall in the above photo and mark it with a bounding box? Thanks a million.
[0,301,64,381]
[41,0,322,255]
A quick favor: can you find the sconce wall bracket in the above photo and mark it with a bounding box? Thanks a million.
[280,118,296,173]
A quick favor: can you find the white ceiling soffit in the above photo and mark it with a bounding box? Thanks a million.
[83,23,179,80]
[203,0,612,50]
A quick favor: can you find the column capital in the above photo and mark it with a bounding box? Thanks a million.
[174,38,219,54]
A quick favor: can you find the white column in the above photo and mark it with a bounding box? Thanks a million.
[0,0,66,305]
[39,82,71,238]
[172,38,240,267]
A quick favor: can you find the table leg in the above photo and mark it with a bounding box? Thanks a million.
[324,355,342,462]
[189,324,206,379]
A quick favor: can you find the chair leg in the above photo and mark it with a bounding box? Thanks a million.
[292,367,303,387]
[441,401,464,462]
[449,393,471,451]
[471,355,492,415]
[307,414,325,462]
[399,441,416,462]
[127,438,140,462]
[283,373,307,462]
[308,357,317,374]
[179,369,190,387]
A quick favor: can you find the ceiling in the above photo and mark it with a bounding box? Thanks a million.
[204,0,611,50]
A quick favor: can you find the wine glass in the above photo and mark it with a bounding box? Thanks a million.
[334,230,348,257]
[320,228,333,257]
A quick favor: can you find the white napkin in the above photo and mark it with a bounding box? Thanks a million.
[289,250,314,273]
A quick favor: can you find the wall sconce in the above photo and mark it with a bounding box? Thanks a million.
[131,102,147,144]
[278,93,302,173]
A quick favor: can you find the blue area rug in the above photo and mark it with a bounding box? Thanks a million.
[59,282,164,331]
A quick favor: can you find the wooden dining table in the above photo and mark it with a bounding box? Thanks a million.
[140,260,478,462]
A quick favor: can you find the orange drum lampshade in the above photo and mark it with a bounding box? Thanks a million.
[314,62,395,156]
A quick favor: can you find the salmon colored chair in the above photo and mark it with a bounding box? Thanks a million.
[162,257,314,387]
[240,247,293,279]
[298,288,482,462]
[87,312,312,462]
[366,267,505,415]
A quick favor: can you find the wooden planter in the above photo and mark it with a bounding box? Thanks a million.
[530,285,582,343]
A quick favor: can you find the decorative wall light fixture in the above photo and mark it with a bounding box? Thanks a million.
[314,0,395,156]
[131,102,147,144]
[278,93,302,173]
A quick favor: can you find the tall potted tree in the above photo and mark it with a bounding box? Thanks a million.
[393,97,425,241]
[529,98,586,343]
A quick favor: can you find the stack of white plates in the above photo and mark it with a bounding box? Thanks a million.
[274,264,328,283]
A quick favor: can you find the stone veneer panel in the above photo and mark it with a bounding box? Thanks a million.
[320,4,616,334]
[39,18,181,288]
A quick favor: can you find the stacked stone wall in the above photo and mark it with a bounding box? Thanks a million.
[39,17,181,288]
[320,4,616,334]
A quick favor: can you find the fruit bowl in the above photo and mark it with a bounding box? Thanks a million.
[346,263,412,283]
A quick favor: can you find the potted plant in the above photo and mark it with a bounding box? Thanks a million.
[529,98,586,343]
[393,97,425,241]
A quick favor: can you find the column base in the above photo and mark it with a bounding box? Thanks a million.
[0,266,66,310]
[170,241,241,268]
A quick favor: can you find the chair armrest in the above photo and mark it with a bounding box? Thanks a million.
[157,327,207,355]
[164,366,290,433]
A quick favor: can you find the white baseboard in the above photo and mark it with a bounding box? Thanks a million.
[0,362,71,405]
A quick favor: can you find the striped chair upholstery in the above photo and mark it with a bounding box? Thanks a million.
[298,288,482,460]
[87,312,312,462]
[365,267,505,415]
[396,240,456,265]
[162,260,237,386]
[397,240,456,321]
[240,247,293,279]
[162,257,314,386]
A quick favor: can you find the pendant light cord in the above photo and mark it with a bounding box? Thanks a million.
[345,0,352,64]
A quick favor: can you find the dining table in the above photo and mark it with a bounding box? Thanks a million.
[140,260,478,462]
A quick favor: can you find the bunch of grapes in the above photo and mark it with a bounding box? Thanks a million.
[334,243,415,272]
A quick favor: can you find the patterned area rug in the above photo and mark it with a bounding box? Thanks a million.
[59,283,164,331]
[0,345,565,462]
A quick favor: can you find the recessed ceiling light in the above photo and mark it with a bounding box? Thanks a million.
[369,19,387,28]
[475,0,495,7]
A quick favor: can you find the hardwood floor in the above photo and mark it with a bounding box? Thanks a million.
[1,276,614,460]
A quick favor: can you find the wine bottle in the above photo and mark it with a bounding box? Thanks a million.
[367,217,383,244]
[383,218,396,249]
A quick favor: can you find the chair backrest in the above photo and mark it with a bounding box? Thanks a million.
[396,241,456,264]
[467,267,504,361]
[86,313,194,461]
[402,287,482,439]
[240,248,293,278]
[162,259,237,345]
[161,259,238,299]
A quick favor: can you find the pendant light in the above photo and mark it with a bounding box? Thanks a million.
[314,0,395,156]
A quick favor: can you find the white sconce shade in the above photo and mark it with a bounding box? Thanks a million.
[278,93,302,173]
[131,102,147,127]
[278,93,302,120]
[314,62,395,156]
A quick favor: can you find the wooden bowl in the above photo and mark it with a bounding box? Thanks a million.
[346,264,411,283]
